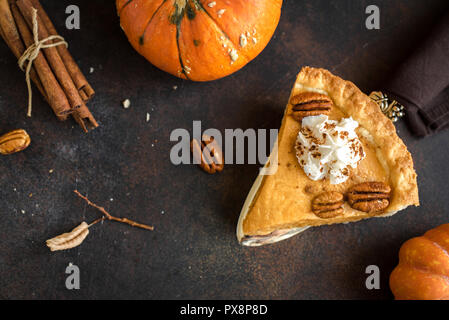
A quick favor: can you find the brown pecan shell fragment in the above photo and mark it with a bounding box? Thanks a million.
[347,182,391,213]
[312,191,344,219]
[0,129,31,155]
[290,92,333,121]
[191,135,224,174]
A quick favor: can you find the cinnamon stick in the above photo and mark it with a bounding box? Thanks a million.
[10,2,72,119]
[0,0,24,60]
[17,0,98,130]
[17,0,82,110]
[71,102,98,132]
[29,0,95,102]
[0,24,5,41]
[0,0,47,102]
[1,0,98,130]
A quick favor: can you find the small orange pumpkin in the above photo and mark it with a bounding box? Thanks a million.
[116,0,283,81]
[390,224,449,300]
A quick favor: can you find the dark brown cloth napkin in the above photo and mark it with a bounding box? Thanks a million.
[384,12,449,137]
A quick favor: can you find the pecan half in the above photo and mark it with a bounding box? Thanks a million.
[347,182,391,213]
[312,191,344,219]
[290,92,333,121]
[0,129,31,155]
[191,135,224,174]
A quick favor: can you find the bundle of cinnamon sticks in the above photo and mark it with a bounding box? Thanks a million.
[0,0,98,132]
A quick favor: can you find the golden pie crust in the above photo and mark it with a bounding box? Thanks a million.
[237,67,419,244]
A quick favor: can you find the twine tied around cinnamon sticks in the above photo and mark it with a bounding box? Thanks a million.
[18,7,67,117]
[0,0,98,132]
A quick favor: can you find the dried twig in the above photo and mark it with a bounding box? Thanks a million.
[46,192,154,252]
[88,217,105,227]
[73,190,154,231]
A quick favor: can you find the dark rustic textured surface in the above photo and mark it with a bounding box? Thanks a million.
[0,0,448,300]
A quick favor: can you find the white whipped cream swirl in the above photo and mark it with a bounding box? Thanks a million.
[295,115,366,185]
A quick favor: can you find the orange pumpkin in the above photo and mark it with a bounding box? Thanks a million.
[116,0,283,81]
[390,224,449,300]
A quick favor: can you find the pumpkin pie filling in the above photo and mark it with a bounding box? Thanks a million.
[237,67,418,246]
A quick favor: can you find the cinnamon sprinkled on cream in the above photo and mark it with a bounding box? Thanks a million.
[295,115,365,184]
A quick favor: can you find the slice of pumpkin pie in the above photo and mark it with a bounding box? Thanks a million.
[237,67,419,246]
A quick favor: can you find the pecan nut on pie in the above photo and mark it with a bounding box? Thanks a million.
[237,67,419,246]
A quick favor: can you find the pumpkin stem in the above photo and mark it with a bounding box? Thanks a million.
[170,0,188,25]
[174,0,187,13]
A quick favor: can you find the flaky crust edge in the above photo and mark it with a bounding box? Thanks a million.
[296,67,419,213]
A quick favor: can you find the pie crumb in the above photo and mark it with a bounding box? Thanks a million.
[122,99,131,109]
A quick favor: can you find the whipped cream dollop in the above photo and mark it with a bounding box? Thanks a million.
[295,115,366,185]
